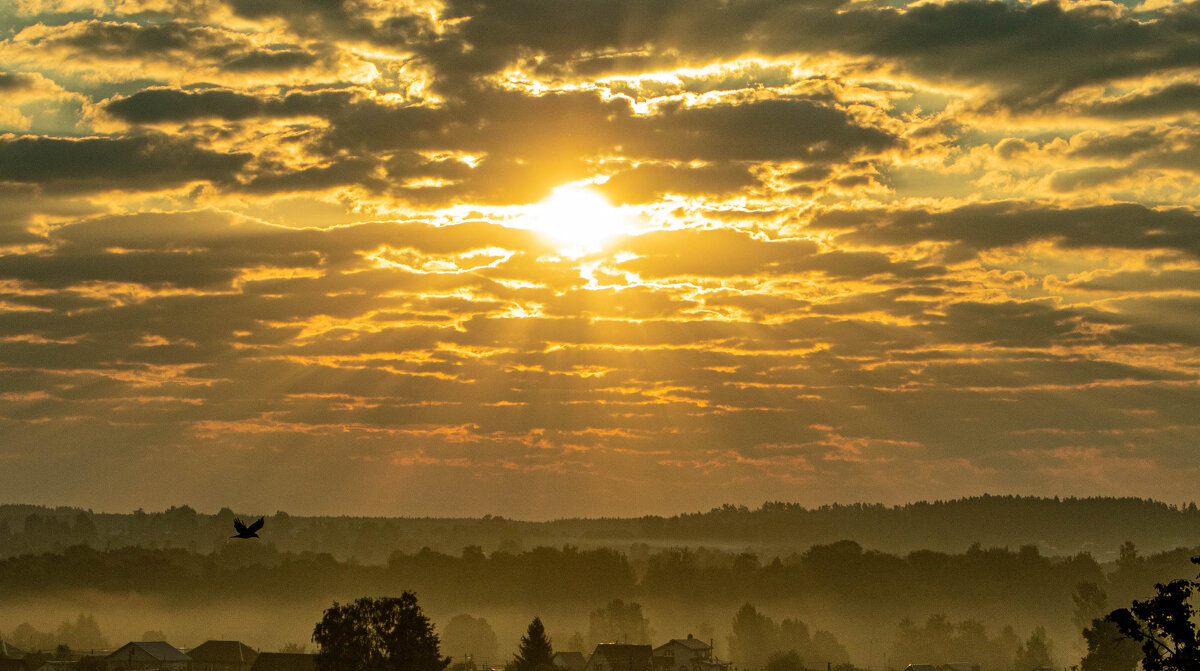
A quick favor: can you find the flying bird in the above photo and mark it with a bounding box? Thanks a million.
[231,516,265,539]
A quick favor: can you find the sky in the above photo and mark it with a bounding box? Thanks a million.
[1,0,1200,519]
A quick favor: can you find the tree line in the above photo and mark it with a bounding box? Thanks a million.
[2,539,1197,619]
[314,554,1200,671]
[5,496,1200,561]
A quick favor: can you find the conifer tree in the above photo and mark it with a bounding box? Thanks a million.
[512,617,554,671]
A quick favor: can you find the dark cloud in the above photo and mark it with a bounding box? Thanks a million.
[221,49,319,72]
[0,134,250,191]
[101,84,893,204]
[104,88,266,123]
[24,19,326,77]
[423,0,1200,108]
[103,88,362,124]
[241,156,384,194]
[1086,82,1200,119]
[39,20,243,58]
[225,0,435,46]
[1066,129,1167,159]
[598,162,761,203]
[612,227,819,277]
[0,72,37,91]
[625,97,898,162]
[810,202,1200,261]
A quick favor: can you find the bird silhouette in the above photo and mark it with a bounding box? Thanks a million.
[231,516,264,539]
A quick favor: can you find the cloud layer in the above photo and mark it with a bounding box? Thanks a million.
[1,0,1199,517]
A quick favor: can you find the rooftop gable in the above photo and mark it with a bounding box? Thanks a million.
[188,642,258,665]
[106,642,190,663]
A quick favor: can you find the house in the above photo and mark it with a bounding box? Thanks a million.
[583,645,653,671]
[104,643,190,671]
[0,645,41,671]
[552,652,586,671]
[652,636,728,671]
[187,642,258,671]
[33,661,80,671]
[247,653,315,671]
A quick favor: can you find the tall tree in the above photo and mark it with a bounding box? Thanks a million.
[728,604,778,670]
[512,617,554,671]
[442,615,499,663]
[1074,582,1109,631]
[1108,557,1200,671]
[587,600,653,646]
[1013,627,1055,671]
[313,593,451,671]
[1080,618,1140,671]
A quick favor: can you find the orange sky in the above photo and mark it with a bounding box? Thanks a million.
[1,0,1199,517]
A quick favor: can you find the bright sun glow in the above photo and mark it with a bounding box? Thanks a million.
[519,185,632,256]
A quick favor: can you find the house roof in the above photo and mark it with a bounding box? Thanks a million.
[0,642,25,660]
[105,642,190,663]
[553,652,586,671]
[587,645,654,671]
[248,653,316,671]
[187,642,259,665]
[669,639,709,652]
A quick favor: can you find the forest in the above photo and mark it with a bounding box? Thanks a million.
[4,497,1200,670]
[1,534,1198,669]
[3,495,1199,563]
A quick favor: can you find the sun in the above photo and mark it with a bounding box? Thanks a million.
[519,184,631,256]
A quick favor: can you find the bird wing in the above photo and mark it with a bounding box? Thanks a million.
[233,518,248,534]
[248,516,265,533]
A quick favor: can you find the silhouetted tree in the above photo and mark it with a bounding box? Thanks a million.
[564,633,586,653]
[56,614,107,651]
[13,622,55,651]
[313,593,450,671]
[728,604,778,670]
[511,617,553,671]
[1080,618,1140,671]
[1073,582,1109,631]
[442,615,499,663]
[890,615,1017,671]
[1107,557,1200,671]
[587,600,653,646]
[809,631,849,667]
[1013,627,1054,671]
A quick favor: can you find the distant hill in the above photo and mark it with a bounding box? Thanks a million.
[2,495,1198,562]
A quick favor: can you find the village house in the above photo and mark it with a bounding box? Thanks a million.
[0,643,25,661]
[0,642,27,671]
[104,642,189,671]
[552,652,586,671]
[651,636,728,671]
[187,641,258,671]
[582,645,653,671]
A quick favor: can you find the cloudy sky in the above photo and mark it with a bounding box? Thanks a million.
[1,0,1199,518]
